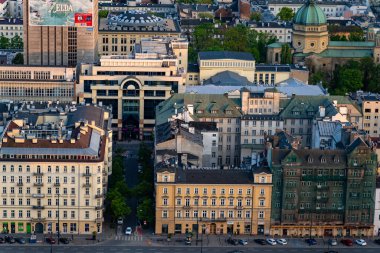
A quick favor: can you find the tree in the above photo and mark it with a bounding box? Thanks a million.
[198,13,214,19]
[136,199,155,226]
[309,71,329,87]
[98,10,109,19]
[12,53,24,64]
[133,180,153,199]
[10,35,23,49]
[110,195,131,220]
[280,43,292,64]
[276,7,294,21]
[0,36,10,49]
[334,67,363,95]
[250,11,262,22]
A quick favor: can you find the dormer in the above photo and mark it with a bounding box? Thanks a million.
[157,171,176,183]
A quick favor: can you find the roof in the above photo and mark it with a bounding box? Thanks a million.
[185,78,327,97]
[199,51,255,61]
[0,19,23,25]
[294,0,327,26]
[187,63,199,73]
[256,64,291,72]
[203,71,250,86]
[317,49,373,58]
[279,95,337,119]
[317,121,339,137]
[156,94,242,126]
[267,42,286,48]
[176,169,255,184]
[328,41,376,48]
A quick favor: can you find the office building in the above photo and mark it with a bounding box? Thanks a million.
[0,18,22,39]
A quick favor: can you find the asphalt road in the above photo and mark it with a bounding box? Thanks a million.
[0,245,379,253]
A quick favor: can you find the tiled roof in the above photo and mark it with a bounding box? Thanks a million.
[199,51,255,61]
[271,149,347,166]
[176,169,255,184]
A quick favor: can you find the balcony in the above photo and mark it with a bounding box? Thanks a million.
[199,217,227,222]
[34,182,44,186]
[17,182,23,186]
[95,218,104,223]
[95,193,103,199]
[83,183,91,187]
[33,172,44,176]
[95,205,104,210]
[54,183,61,187]
[31,217,46,222]
[32,194,45,198]
[32,205,45,210]
[235,205,243,210]
[82,172,92,177]
[183,205,192,209]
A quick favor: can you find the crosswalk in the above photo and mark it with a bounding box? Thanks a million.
[114,235,143,241]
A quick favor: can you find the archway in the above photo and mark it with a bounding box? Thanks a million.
[121,79,141,140]
[35,223,44,233]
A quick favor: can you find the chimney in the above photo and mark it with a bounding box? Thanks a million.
[319,106,325,117]
[187,104,194,115]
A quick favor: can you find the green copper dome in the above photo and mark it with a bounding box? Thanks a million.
[294,0,327,25]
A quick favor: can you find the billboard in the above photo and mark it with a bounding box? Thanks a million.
[29,0,94,27]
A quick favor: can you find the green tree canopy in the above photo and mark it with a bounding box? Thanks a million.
[250,11,262,22]
[276,7,294,21]
[137,199,155,225]
[10,35,23,49]
[0,36,10,49]
[280,43,292,64]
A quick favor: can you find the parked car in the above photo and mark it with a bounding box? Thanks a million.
[238,239,248,245]
[15,237,26,244]
[117,217,123,225]
[305,238,317,245]
[59,237,70,244]
[227,238,239,245]
[0,237,5,244]
[341,238,353,246]
[355,239,367,246]
[328,239,337,246]
[375,239,380,245]
[324,251,339,253]
[5,235,15,244]
[276,238,287,245]
[266,238,277,245]
[254,239,266,245]
[125,227,133,235]
[46,237,56,244]
[185,237,191,245]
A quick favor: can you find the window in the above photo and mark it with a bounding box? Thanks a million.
[259,199,265,206]
[258,211,264,219]
[162,210,168,218]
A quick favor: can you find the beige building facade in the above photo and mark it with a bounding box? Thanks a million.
[155,167,272,235]
[0,105,112,235]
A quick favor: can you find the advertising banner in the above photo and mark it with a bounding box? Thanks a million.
[29,0,94,27]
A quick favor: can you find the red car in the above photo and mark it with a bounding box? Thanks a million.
[341,239,353,246]
[46,237,56,244]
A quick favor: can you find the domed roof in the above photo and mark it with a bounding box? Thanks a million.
[294,0,327,26]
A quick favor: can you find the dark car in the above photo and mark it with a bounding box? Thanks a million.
[324,251,339,253]
[228,251,244,253]
[0,237,4,244]
[59,237,70,244]
[5,235,15,244]
[254,239,266,245]
[375,239,380,245]
[305,238,317,245]
[227,237,239,245]
[15,237,26,244]
[341,238,353,246]
[46,237,56,244]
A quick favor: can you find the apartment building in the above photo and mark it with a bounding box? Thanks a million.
[268,137,377,237]
[155,166,272,235]
[375,178,380,236]
[249,22,292,43]
[78,38,188,140]
[0,104,112,235]
[0,66,76,102]
[98,10,181,56]
[355,93,380,137]
[156,94,242,168]
[23,0,98,66]
[7,0,22,18]
[0,18,22,39]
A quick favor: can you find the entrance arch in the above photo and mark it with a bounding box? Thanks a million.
[35,223,44,233]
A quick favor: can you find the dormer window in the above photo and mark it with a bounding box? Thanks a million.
[211,110,218,114]
[197,110,204,114]
[292,111,300,115]
[226,110,232,114]
[334,156,339,163]
[163,175,168,182]
[321,157,326,163]
[308,157,313,163]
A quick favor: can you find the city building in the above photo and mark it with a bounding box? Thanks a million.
[0,104,112,235]
[267,0,380,72]
[78,38,188,140]
[7,0,22,18]
[23,0,99,67]
[155,165,272,235]
[268,137,377,237]
[155,120,219,168]
[352,92,380,137]
[0,65,76,102]
[98,10,181,56]
[249,21,293,43]
[99,2,177,15]
[0,18,23,39]
[156,94,242,168]
[375,177,380,236]
[0,0,8,17]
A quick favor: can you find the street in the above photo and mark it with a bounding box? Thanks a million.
[0,245,380,253]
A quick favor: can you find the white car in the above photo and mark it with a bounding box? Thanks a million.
[117,217,123,225]
[266,238,277,245]
[356,239,367,246]
[125,227,132,235]
[276,238,287,245]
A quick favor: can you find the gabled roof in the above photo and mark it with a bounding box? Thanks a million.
[346,137,369,153]
[204,71,250,86]
[271,149,347,166]
[280,96,337,119]
[199,51,255,61]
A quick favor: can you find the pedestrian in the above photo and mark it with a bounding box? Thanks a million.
[71,234,74,241]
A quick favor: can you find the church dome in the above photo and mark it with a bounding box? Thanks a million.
[294,0,327,26]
